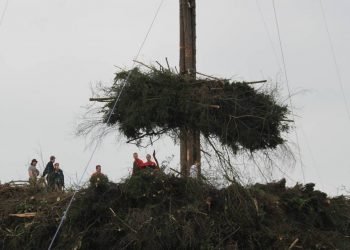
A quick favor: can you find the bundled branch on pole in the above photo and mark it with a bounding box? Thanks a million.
[88,65,290,153]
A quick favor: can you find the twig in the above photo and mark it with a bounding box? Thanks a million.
[288,238,299,250]
[8,180,28,183]
[111,209,137,234]
[229,114,266,120]
[156,61,164,70]
[126,129,168,143]
[165,57,171,70]
[200,149,211,157]
[9,213,36,218]
[191,210,208,216]
[170,168,185,177]
[152,150,160,169]
[89,97,115,102]
[114,65,126,71]
[193,102,220,109]
[186,100,220,109]
[196,71,224,82]
[222,226,240,242]
[109,207,117,217]
[133,60,155,71]
[244,80,267,84]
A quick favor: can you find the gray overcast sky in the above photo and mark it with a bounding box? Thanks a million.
[0,0,349,195]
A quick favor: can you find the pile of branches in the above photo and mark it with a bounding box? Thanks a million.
[94,66,290,152]
[1,174,349,249]
[0,185,71,250]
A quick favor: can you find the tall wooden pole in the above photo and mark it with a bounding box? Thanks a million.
[179,0,201,176]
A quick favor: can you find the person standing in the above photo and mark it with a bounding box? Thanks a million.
[91,164,108,179]
[42,155,55,190]
[28,159,40,186]
[90,165,108,188]
[189,161,199,178]
[92,165,103,177]
[142,154,158,170]
[132,152,144,175]
[53,163,64,191]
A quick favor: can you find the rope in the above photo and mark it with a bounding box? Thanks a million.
[272,0,305,183]
[0,0,9,27]
[318,0,350,121]
[47,1,165,249]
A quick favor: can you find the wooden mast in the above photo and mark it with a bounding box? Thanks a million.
[179,0,200,176]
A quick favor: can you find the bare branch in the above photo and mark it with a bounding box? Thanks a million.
[89,97,115,102]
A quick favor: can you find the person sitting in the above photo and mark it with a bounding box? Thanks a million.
[28,159,40,186]
[53,163,64,192]
[132,152,144,175]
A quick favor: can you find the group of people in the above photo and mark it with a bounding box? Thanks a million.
[132,151,200,178]
[28,156,64,191]
[27,151,160,191]
[27,150,198,190]
[132,151,160,175]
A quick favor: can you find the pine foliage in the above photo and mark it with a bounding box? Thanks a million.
[99,67,290,152]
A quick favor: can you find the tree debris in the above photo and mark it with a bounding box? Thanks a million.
[0,173,349,249]
[84,66,290,153]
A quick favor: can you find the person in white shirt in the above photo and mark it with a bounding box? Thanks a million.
[28,159,40,186]
[189,161,200,178]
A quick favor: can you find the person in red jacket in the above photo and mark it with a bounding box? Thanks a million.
[132,152,144,175]
[142,153,158,170]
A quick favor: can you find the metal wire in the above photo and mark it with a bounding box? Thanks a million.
[0,0,9,27]
[318,0,350,121]
[47,1,166,249]
[272,0,305,183]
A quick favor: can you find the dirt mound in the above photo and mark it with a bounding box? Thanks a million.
[0,174,349,249]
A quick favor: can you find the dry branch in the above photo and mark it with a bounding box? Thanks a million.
[9,212,36,218]
[89,97,115,102]
[288,238,299,249]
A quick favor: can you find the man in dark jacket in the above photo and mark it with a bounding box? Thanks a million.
[53,162,64,191]
[42,155,55,191]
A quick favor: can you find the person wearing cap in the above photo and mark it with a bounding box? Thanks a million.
[28,159,40,186]
[43,155,56,190]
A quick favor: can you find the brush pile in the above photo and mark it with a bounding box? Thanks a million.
[1,173,349,249]
[95,67,290,152]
